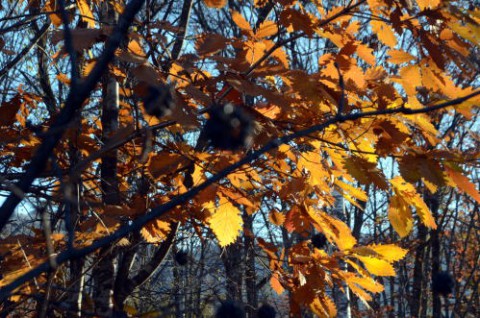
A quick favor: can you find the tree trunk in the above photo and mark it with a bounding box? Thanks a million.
[94,4,120,315]
[244,212,257,317]
[221,238,244,302]
[411,225,427,318]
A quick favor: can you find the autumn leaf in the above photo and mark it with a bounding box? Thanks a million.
[370,20,397,47]
[271,272,285,294]
[388,49,415,64]
[445,165,480,204]
[416,0,442,10]
[203,0,227,8]
[76,0,96,28]
[367,244,408,262]
[232,11,252,33]
[355,256,396,276]
[391,176,437,230]
[255,20,278,39]
[206,196,243,247]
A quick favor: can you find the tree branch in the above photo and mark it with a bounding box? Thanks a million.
[1,89,478,300]
[0,0,146,232]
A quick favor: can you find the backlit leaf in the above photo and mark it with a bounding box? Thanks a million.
[206,196,243,247]
[370,20,397,47]
[356,256,396,276]
[388,49,415,64]
[232,11,252,32]
[256,20,278,39]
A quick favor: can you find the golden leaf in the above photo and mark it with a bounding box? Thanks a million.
[356,256,396,276]
[206,197,243,247]
[367,244,408,262]
[391,177,437,229]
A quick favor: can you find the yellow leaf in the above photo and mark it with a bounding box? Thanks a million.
[370,20,397,47]
[207,196,243,246]
[203,0,227,8]
[367,244,408,262]
[356,256,396,276]
[391,177,437,229]
[307,207,357,251]
[255,20,278,39]
[388,195,413,237]
[56,73,71,85]
[334,179,368,202]
[77,0,96,28]
[348,275,384,293]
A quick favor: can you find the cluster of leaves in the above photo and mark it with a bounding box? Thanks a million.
[0,0,479,316]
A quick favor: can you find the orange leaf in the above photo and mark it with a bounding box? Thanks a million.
[388,49,415,64]
[446,166,480,204]
[270,272,285,294]
[232,11,252,33]
[255,20,278,39]
[203,0,227,8]
[416,0,441,10]
[370,20,397,47]
[45,0,62,27]
[269,210,285,226]
[76,0,96,28]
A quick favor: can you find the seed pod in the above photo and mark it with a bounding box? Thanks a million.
[174,250,189,266]
[257,303,276,318]
[215,300,245,318]
[432,271,454,296]
[142,83,175,118]
[204,103,253,150]
[311,233,327,249]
